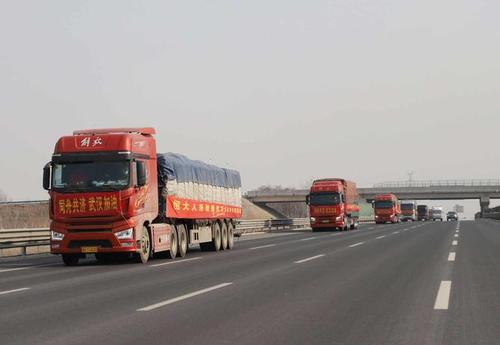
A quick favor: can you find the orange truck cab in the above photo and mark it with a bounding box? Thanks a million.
[306,178,360,231]
[374,193,401,224]
[43,128,242,266]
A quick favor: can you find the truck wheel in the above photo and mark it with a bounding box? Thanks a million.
[168,227,178,259]
[62,254,79,266]
[220,222,228,250]
[227,222,235,250]
[211,222,222,251]
[135,226,151,264]
[176,224,187,258]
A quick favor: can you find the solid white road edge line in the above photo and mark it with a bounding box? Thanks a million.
[150,257,202,267]
[137,283,233,311]
[434,281,452,310]
[249,244,277,250]
[448,252,456,261]
[0,287,31,296]
[294,254,325,264]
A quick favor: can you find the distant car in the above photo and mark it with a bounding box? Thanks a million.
[447,211,458,221]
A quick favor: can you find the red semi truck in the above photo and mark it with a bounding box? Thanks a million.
[306,178,360,231]
[374,193,401,224]
[42,127,242,266]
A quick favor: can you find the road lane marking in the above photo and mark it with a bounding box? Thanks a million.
[454,234,459,237]
[434,281,452,310]
[392,231,400,234]
[448,252,456,261]
[452,240,458,245]
[375,235,386,239]
[348,242,364,248]
[300,237,317,241]
[0,267,32,273]
[294,254,325,264]
[150,257,202,267]
[137,283,233,311]
[0,287,30,296]
[0,263,58,273]
[249,244,277,250]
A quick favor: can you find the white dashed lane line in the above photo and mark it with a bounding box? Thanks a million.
[249,244,277,251]
[434,281,452,310]
[348,242,364,248]
[137,283,233,312]
[294,254,325,264]
[0,287,31,296]
[448,252,456,262]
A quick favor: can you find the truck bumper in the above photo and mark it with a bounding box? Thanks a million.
[50,232,137,255]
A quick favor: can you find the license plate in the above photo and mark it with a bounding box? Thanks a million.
[81,246,98,253]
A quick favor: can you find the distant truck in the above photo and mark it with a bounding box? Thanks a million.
[43,127,242,266]
[400,201,417,222]
[374,194,401,224]
[430,207,444,221]
[417,205,430,221]
[306,178,360,231]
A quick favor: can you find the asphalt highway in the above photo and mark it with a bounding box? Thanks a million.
[0,220,499,345]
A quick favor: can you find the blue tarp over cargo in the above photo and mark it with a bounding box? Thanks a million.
[157,153,241,188]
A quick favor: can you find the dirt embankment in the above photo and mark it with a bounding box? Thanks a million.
[0,202,49,229]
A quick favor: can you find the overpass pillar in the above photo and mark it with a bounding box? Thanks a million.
[480,196,490,217]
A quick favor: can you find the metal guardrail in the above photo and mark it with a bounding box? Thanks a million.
[373,179,500,188]
[0,220,312,256]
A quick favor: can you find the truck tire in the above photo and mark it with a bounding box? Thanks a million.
[168,227,178,259]
[211,222,222,251]
[176,224,187,258]
[220,221,228,250]
[135,226,151,264]
[227,222,234,250]
[62,254,79,266]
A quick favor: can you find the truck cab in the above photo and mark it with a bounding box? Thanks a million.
[400,201,417,222]
[307,179,360,231]
[374,193,401,224]
[43,128,158,265]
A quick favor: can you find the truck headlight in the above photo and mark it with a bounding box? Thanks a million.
[310,217,316,222]
[115,228,134,240]
[51,231,65,241]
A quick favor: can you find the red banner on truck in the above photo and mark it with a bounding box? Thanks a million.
[53,192,121,217]
[166,196,242,219]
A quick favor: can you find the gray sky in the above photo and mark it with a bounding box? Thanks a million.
[1,1,499,216]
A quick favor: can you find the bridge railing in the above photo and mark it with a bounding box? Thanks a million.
[373,179,500,188]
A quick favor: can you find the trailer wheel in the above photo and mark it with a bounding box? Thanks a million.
[211,222,222,251]
[62,254,79,266]
[227,222,234,250]
[176,224,187,258]
[220,222,228,250]
[135,226,151,264]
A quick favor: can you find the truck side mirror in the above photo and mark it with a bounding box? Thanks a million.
[136,161,147,187]
[305,195,310,205]
[43,163,51,190]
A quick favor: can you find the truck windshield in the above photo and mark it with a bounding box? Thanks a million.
[310,192,341,206]
[401,204,414,210]
[52,161,130,191]
[375,200,393,209]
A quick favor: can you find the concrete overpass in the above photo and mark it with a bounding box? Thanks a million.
[245,180,500,215]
